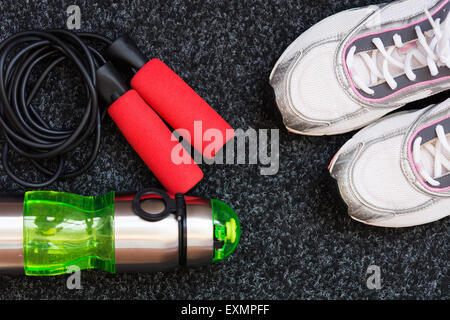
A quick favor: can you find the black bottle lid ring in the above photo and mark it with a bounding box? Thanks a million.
[133,188,177,222]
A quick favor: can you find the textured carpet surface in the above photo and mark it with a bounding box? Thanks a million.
[0,0,448,300]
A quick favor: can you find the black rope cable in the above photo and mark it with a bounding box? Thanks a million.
[0,30,112,187]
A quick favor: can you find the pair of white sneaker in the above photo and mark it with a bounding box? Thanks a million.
[270,0,450,227]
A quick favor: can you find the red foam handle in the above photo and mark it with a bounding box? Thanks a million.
[108,90,203,194]
[131,59,235,159]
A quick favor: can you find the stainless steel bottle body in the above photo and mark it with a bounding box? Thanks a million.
[114,196,214,272]
[0,194,23,273]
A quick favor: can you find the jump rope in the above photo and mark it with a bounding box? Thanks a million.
[0,30,234,192]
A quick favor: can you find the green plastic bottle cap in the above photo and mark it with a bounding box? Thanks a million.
[211,199,241,262]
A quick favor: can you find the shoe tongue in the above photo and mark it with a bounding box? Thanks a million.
[351,55,372,85]
[418,132,450,188]
[352,38,432,89]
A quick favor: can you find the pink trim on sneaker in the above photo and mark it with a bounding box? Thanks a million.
[407,115,450,193]
[342,0,450,103]
[399,41,417,52]
[328,152,339,170]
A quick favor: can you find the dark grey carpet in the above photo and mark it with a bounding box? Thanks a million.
[0,0,448,300]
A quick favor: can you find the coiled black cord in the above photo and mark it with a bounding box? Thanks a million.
[0,30,112,187]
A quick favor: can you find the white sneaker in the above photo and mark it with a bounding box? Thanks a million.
[270,0,450,136]
[329,98,450,227]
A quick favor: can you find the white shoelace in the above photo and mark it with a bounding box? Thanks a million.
[347,9,450,95]
[413,125,450,187]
